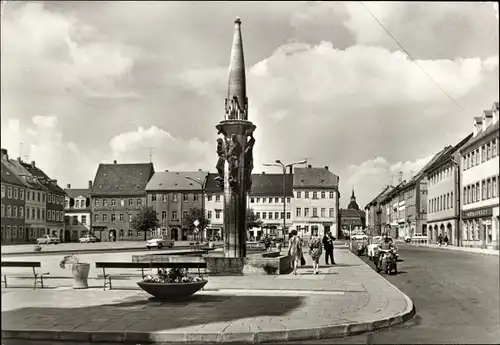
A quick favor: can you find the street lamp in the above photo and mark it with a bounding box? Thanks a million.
[185,175,208,243]
[263,159,307,247]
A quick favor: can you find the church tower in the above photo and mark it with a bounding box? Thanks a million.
[347,188,360,210]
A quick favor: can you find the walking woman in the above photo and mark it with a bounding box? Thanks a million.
[308,229,323,274]
[287,229,303,275]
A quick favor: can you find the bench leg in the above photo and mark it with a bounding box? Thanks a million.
[108,275,112,290]
[3,275,7,288]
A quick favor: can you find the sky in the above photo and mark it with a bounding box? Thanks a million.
[1,1,499,208]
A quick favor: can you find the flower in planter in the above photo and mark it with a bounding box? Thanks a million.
[59,254,80,269]
[142,268,204,283]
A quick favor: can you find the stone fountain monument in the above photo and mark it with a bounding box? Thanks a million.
[215,17,256,259]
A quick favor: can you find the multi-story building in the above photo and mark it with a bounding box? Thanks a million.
[90,161,155,241]
[292,165,340,241]
[380,180,406,238]
[398,170,429,240]
[459,102,499,249]
[205,173,224,240]
[248,173,293,240]
[64,182,93,242]
[339,189,365,236]
[364,185,394,236]
[19,160,66,240]
[145,170,207,241]
[424,135,472,245]
[1,155,26,244]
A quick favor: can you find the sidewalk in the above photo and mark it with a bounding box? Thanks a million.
[1,250,415,344]
[410,243,499,256]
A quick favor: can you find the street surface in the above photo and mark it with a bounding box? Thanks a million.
[288,244,500,344]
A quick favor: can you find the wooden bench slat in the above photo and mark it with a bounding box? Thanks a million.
[95,262,207,269]
[1,262,41,268]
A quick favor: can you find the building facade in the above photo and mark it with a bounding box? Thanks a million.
[380,181,406,238]
[292,165,340,241]
[1,158,26,244]
[64,182,92,242]
[205,173,224,240]
[364,185,394,236]
[90,161,155,241]
[459,102,499,249]
[248,173,293,240]
[145,170,207,241]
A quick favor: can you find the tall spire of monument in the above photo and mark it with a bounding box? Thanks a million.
[225,17,248,120]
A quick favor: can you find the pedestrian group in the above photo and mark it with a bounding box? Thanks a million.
[287,229,337,275]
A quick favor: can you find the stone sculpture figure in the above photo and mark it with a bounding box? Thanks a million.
[226,134,242,189]
[244,130,255,191]
[215,138,227,188]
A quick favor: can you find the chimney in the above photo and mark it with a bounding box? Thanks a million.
[325,166,329,170]
[473,117,483,137]
[262,171,265,174]
[483,110,493,130]
[113,160,117,164]
[307,164,312,168]
[288,166,293,174]
[88,180,93,189]
[165,169,169,172]
[31,161,36,168]
[1,148,8,161]
[198,169,202,172]
[67,184,71,189]
[493,102,499,124]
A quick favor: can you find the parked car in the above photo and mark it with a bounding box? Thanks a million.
[351,232,368,241]
[404,233,427,243]
[36,235,60,245]
[146,236,174,249]
[79,234,100,243]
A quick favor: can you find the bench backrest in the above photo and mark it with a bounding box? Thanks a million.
[1,261,41,268]
[95,262,207,269]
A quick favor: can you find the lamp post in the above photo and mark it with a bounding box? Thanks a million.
[185,175,208,243]
[263,159,307,247]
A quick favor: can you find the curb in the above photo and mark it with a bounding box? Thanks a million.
[410,244,499,256]
[1,255,416,344]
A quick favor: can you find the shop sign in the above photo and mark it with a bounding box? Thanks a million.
[462,207,493,219]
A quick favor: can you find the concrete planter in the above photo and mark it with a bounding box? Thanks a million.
[33,246,42,252]
[72,263,90,289]
[137,280,208,299]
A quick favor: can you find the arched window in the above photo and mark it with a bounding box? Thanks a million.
[119,229,124,238]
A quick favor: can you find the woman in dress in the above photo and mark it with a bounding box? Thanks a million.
[308,229,323,274]
[287,229,303,275]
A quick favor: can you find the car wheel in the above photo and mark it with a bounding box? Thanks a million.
[158,243,163,249]
[169,243,174,248]
[147,246,151,250]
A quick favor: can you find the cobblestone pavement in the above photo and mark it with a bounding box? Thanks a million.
[1,249,413,343]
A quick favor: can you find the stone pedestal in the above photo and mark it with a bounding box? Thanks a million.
[216,119,255,258]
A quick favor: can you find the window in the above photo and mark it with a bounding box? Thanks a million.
[476,182,480,201]
[313,208,318,217]
[269,212,273,219]
[183,194,189,202]
[321,208,326,217]
[296,191,301,198]
[162,194,168,202]
[46,211,50,221]
[52,210,55,221]
[48,193,52,203]
[128,230,133,237]
[329,208,334,217]
[73,216,78,225]
[482,180,486,200]
[286,197,291,203]
[7,187,12,198]
[286,212,291,219]
[296,208,301,217]
[172,211,178,220]
[137,199,142,206]
[472,185,476,203]
[487,178,492,199]
[304,225,309,233]
[304,191,309,198]
[250,198,254,203]
[82,215,87,224]
[182,211,188,220]
[471,152,475,166]
[321,191,326,198]
[103,199,108,207]
[215,195,221,202]
[120,199,125,206]
[493,177,497,198]
[268,197,273,203]
[476,148,480,165]
[487,143,492,160]
[275,197,280,203]
[493,139,498,157]
[13,188,18,199]
[31,208,35,220]
[215,210,221,219]
[161,211,167,220]
[208,195,213,202]
[482,145,486,162]
[313,191,318,199]
[207,211,212,219]
[256,212,260,219]
[128,199,133,206]
[151,194,156,202]
[111,214,116,222]
[304,208,309,217]
[451,192,454,208]
[94,199,100,207]
[194,194,199,202]
[12,226,17,238]
[173,194,178,202]
[111,199,116,206]
[0,205,3,217]
[275,212,280,219]
[262,212,267,219]
[103,214,108,222]
[281,212,285,219]
[1,185,5,198]
[37,192,41,202]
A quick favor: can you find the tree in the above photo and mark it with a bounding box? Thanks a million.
[182,207,210,240]
[131,206,160,241]
[247,208,262,238]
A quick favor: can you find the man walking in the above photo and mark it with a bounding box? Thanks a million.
[323,231,336,265]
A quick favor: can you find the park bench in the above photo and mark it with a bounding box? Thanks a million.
[1,261,49,289]
[95,261,208,291]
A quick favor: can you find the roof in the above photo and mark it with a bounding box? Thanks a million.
[293,167,339,189]
[402,147,453,191]
[145,171,208,191]
[423,133,473,174]
[340,209,366,218]
[380,180,407,204]
[65,189,90,199]
[1,161,25,187]
[91,163,154,196]
[365,185,394,209]
[19,161,66,194]
[205,173,223,193]
[5,159,47,191]
[460,120,499,151]
[249,173,293,197]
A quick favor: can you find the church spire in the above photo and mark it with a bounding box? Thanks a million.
[351,187,355,200]
[225,17,248,121]
[348,187,360,210]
